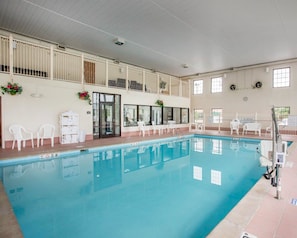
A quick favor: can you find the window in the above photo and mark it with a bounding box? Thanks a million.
[211,108,223,123]
[152,106,162,125]
[211,77,222,93]
[138,106,151,125]
[173,108,181,123]
[181,108,189,123]
[124,105,137,127]
[163,107,173,124]
[193,109,204,123]
[274,106,290,125]
[193,80,203,94]
[123,104,188,127]
[273,67,290,88]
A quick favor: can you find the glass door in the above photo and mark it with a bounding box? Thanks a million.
[100,102,114,137]
[93,92,121,139]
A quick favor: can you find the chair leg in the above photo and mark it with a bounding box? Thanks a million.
[17,140,22,151]
[12,140,15,150]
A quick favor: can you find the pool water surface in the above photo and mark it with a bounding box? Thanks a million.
[0,135,265,238]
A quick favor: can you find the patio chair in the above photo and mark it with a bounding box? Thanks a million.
[9,124,34,151]
[138,121,149,137]
[37,124,55,147]
[230,119,240,135]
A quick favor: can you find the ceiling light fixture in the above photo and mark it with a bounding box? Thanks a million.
[182,64,189,69]
[114,37,125,46]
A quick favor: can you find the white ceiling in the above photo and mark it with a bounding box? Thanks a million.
[1,0,297,77]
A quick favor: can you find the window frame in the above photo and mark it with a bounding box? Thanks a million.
[211,108,223,123]
[273,67,290,88]
[211,76,223,93]
[274,106,290,125]
[193,79,203,94]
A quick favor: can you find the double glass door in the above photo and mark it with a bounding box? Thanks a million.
[93,93,121,138]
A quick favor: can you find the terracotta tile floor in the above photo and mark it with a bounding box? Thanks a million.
[0,131,296,238]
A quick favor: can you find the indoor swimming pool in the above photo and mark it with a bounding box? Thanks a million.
[0,135,266,238]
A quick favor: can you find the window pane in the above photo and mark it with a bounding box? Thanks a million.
[173,108,181,123]
[194,109,204,123]
[193,80,203,94]
[152,106,162,125]
[274,106,290,125]
[273,67,290,88]
[163,107,173,124]
[211,108,223,123]
[181,108,189,123]
[211,77,222,93]
[139,106,151,125]
[124,105,137,127]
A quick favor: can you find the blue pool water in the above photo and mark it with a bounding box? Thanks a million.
[0,135,265,238]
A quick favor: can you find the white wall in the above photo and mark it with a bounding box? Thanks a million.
[191,61,297,128]
[0,73,190,146]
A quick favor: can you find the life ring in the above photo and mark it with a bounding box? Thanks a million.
[230,84,236,90]
[255,81,262,88]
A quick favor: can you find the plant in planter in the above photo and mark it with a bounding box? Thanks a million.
[155,99,164,107]
[159,80,167,89]
[78,91,92,105]
[1,82,23,95]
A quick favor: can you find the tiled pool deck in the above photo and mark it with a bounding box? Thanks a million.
[1,131,296,238]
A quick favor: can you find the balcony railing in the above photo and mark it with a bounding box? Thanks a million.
[0,34,189,97]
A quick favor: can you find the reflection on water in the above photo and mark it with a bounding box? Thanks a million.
[0,137,265,238]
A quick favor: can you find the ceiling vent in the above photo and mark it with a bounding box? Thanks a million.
[114,38,125,46]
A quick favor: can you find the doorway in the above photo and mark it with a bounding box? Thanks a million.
[93,92,121,139]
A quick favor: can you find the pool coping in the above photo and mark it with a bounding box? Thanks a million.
[207,139,297,238]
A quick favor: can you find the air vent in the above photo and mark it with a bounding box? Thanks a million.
[230,84,236,91]
[255,81,262,88]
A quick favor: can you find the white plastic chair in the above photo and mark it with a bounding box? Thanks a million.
[167,120,176,134]
[152,121,163,135]
[138,121,149,137]
[9,125,34,151]
[230,119,240,135]
[37,124,55,147]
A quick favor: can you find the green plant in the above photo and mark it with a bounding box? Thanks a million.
[1,82,23,95]
[159,80,166,89]
[78,91,91,105]
[156,99,164,107]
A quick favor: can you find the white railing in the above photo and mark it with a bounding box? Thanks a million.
[13,39,50,78]
[0,36,10,72]
[53,50,81,82]
[0,34,189,97]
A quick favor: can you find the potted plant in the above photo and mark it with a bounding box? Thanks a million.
[155,99,164,107]
[1,82,23,95]
[78,91,92,105]
[159,80,167,89]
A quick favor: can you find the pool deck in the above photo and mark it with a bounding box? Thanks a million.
[0,130,296,238]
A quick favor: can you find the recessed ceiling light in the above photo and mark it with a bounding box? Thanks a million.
[182,64,189,68]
